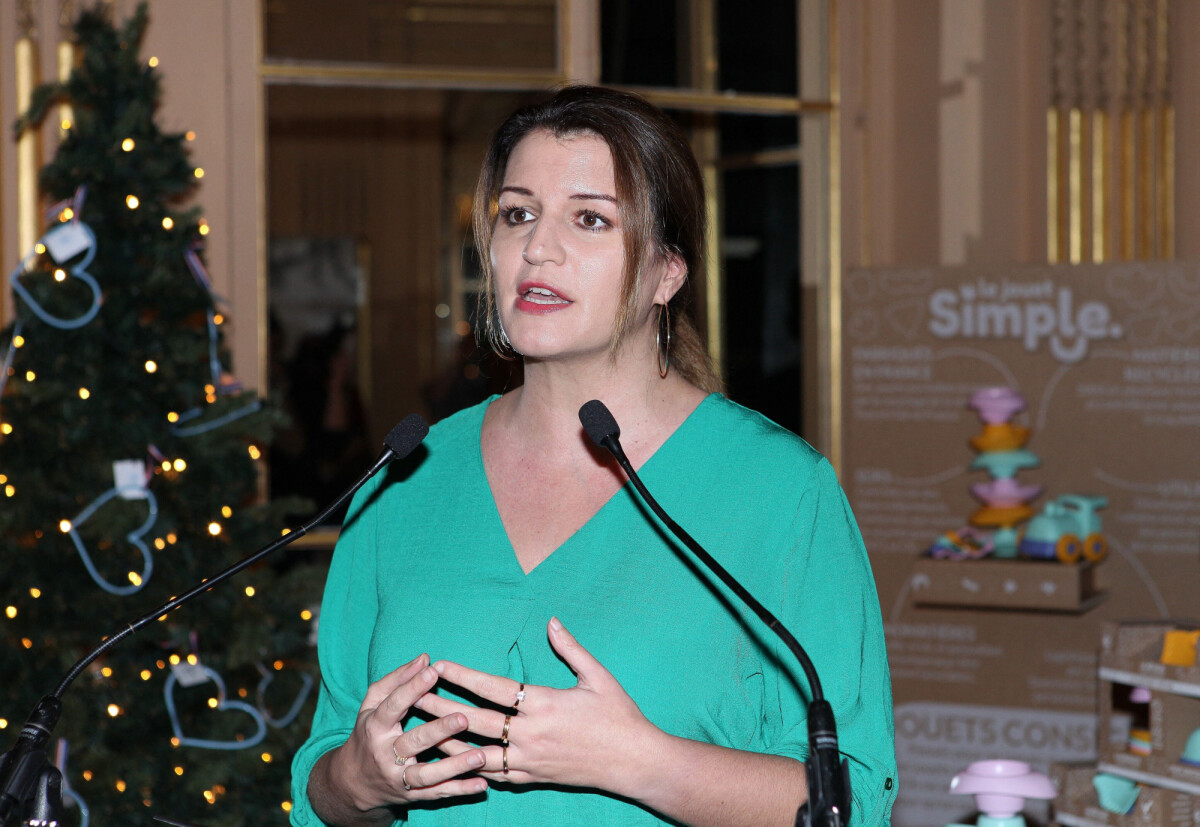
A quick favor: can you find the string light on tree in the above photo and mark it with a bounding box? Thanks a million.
[1,7,318,820]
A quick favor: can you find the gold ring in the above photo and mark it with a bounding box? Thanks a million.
[514,682,526,708]
[401,763,414,791]
[501,714,512,745]
[502,745,509,775]
[392,742,407,766]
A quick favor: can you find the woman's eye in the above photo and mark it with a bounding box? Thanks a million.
[579,211,610,230]
[501,206,533,225]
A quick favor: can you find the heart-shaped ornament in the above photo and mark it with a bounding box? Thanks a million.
[256,662,314,728]
[67,487,158,596]
[163,665,267,751]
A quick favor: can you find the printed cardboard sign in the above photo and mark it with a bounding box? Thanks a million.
[841,263,1200,826]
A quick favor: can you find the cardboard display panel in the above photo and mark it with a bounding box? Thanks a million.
[842,264,1200,826]
[1051,762,1200,827]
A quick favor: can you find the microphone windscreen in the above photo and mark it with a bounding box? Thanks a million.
[383,413,430,459]
[578,400,620,446]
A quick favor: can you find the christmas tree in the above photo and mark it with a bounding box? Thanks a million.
[1,5,322,823]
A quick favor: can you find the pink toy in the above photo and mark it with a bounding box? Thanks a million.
[968,387,1026,425]
[949,760,1056,819]
[970,479,1044,508]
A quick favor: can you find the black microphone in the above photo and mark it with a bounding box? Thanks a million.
[0,414,429,825]
[579,400,851,827]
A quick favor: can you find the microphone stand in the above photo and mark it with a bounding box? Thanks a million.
[578,401,851,827]
[0,415,428,825]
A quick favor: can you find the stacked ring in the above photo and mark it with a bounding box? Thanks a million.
[501,714,512,746]
[392,743,407,766]
[502,746,510,775]
[514,682,526,708]
[401,764,414,792]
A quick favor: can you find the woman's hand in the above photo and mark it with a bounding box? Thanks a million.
[313,653,489,823]
[416,617,661,798]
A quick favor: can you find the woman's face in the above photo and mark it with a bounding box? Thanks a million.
[490,129,675,364]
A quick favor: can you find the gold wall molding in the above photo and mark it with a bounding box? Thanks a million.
[16,0,42,262]
[1048,0,1173,263]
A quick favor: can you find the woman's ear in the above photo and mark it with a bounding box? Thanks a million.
[652,253,688,306]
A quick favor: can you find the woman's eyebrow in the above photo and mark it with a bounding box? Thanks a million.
[570,192,617,204]
[498,186,616,204]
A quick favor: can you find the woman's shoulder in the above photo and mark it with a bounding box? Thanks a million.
[366,396,493,497]
[691,394,828,473]
[423,394,496,448]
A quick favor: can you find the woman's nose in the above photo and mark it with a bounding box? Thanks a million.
[521,219,565,266]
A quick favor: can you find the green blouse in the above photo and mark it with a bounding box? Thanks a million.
[291,394,897,825]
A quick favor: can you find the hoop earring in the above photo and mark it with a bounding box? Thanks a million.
[656,303,671,379]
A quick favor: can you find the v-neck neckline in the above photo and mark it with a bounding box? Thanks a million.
[473,393,717,578]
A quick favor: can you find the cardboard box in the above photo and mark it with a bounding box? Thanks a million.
[1051,762,1200,827]
[1097,622,1200,797]
[908,557,1108,612]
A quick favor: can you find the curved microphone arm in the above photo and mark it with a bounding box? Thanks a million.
[578,400,851,827]
[0,414,429,825]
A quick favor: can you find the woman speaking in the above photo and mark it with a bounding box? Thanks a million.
[291,85,897,826]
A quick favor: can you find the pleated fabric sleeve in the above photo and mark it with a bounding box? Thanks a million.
[289,471,384,827]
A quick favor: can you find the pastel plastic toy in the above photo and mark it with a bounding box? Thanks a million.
[969,423,1031,453]
[965,390,1041,558]
[1160,629,1200,667]
[1182,727,1200,766]
[930,527,994,560]
[969,449,1040,481]
[926,387,1043,560]
[970,479,1043,509]
[1092,772,1140,814]
[944,759,1056,827]
[1018,495,1108,563]
[968,387,1027,425]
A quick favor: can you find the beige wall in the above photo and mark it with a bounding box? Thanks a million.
[841,0,1048,269]
[839,0,1200,270]
[6,0,1200,399]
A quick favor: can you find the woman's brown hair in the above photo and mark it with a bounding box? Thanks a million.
[472,85,722,393]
